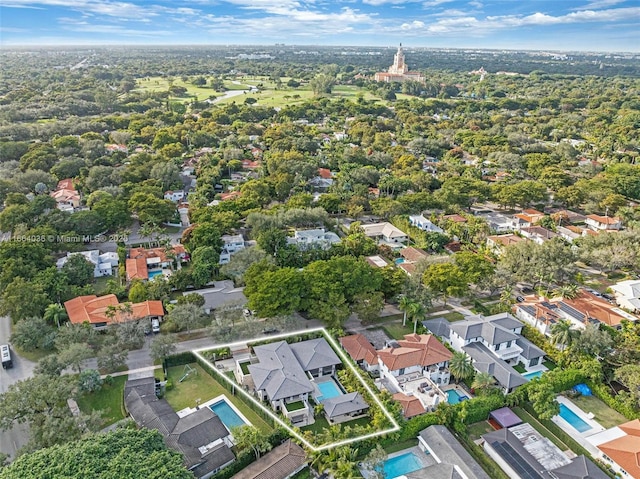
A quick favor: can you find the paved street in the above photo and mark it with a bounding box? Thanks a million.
[0,315,35,459]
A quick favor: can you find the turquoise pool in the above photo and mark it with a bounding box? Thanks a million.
[394,258,405,265]
[148,270,163,280]
[523,371,543,380]
[316,380,342,402]
[558,403,591,433]
[210,400,246,431]
[380,452,423,478]
[447,389,468,405]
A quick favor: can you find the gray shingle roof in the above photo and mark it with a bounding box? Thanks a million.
[450,313,522,345]
[516,337,545,360]
[550,455,609,479]
[322,392,368,419]
[249,341,314,401]
[124,378,235,478]
[418,425,491,479]
[290,338,341,372]
[463,343,528,391]
[422,317,451,338]
[406,463,463,479]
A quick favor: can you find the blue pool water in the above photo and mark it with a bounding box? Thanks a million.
[316,380,342,402]
[447,389,468,405]
[558,404,591,433]
[148,270,163,280]
[394,258,405,265]
[523,371,543,380]
[380,452,423,478]
[210,400,246,430]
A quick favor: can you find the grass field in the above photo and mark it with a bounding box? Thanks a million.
[383,322,414,340]
[76,375,127,427]
[467,420,495,440]
[570,395,627,430]
[164,363,272,433]
[136,75,390,109]
[443,311,466,322]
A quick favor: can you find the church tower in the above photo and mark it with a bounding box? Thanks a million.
[389,43,408,74]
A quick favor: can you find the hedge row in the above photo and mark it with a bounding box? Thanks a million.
[586,380,639,420]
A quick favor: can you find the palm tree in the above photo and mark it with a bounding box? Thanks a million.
[398,295,413,327]
[554,284,580,300]
[449,351,474,383]
[408,302,427,334]
[550,319,576,350]
[471,372,496,394]
[43,303,68,328]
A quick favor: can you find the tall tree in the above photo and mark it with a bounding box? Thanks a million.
[231,425,272,460]
[448,352,474,383]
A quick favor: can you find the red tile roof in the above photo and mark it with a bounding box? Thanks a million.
[220,191,242,201]
[317,168,333,179]
[587,214,621,225]
[340,334,377,365]
[126,257,148,281]
[442,214,467,223]
[393,392,425,419]
[598,420,640,479]
[400,247,428,263]
[377,334,452,371]
[64,295,164,325]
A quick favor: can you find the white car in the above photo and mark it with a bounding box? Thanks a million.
[151,319,160,333]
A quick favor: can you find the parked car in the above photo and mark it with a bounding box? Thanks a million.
[602,293,615,301]
[262,327,279,335]
[516,296,525,303]
[151,319,160,333]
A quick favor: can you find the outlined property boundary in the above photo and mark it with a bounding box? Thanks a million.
[193,327,400,452]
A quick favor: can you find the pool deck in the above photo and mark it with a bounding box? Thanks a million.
[553,396,605,439]
[176,394,252,429]
[359,446,435,479]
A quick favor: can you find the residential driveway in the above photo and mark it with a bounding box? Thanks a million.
[0,315,36,459]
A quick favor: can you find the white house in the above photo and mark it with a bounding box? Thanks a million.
[424,313,544,393]
[409,215,443,233]
[361,222,408,247]
[56,250,118,278]
[376,334,452,390]
[164,190,185,202]
[289,228,340,250]
[610,279,640,313]
[585,214,622,231]
[219,234,245,265]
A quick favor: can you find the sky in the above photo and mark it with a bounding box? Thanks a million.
[1,0,639,52]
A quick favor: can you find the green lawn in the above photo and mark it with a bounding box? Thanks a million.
[93,276,110,294]
[467,420,495,440]
[164,363,272,433]
[301,415,330,435]
[135,76,222,101]
[76,375,127,427]
[543,360,557,370]
[513,363,527,373]
[285,401,306,412]
[383,322,414,340]
[570,395,627,430]
[443,311,465,322]
[11,345,52,362]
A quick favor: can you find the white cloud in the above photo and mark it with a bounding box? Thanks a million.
[361,0,415,5]
[467,0,483,7]
[575,0,626,10]
[401,20,425,30]
[422,0,454,6]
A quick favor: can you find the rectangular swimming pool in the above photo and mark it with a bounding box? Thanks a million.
[558,403,591,433]
[523,371,543,380]
[380,452,423,478]
[316,380,343,402]
[210,400,246,431]
[148,270,163,280]
[446,389,468,405]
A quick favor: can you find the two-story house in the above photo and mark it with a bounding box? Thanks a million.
[289,229,341,251]
[164,190,185,202]
[585,214,622,231]
[237,338,342,427]
[486,234,524,255]
[511,209,545,230]
[377,334,452,390]
[339,334,379,373]
[219,234,245,265]
[409,215,444,233]
[424,313,544,394]
[361,222,408,248]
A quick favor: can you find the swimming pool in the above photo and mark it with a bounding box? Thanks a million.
[523,371,543,380]
[316,380,343,402]
[446,389,468,405]
[394,258,405,265]
[148,270,164,280]
[380,452,423,478]
[558,403,591,433]
[210,400,247,431]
